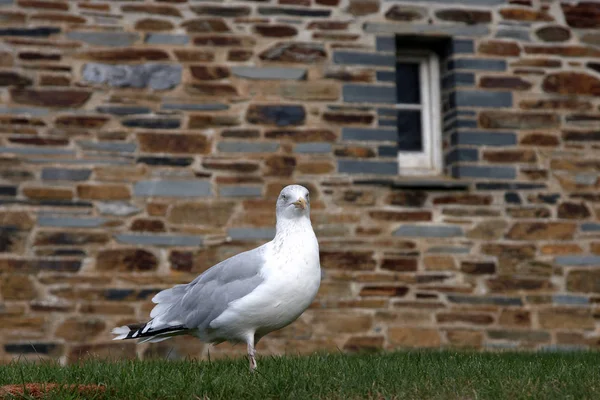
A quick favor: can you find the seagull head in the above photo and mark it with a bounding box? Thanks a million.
[276,184,311,219]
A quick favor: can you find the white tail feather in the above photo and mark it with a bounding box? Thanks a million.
[111,326,131,341]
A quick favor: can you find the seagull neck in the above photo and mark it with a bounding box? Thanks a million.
[274,216,313,240]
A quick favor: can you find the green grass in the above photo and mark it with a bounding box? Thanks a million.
[1,350,600,399]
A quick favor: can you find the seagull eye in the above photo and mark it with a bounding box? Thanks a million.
[306,193,310,202]
[281,194,287,201]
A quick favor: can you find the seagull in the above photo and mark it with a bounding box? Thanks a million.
[112,185,321,371]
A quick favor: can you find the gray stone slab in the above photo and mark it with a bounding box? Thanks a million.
[582,223,600,232]
[0,106,50,116]
[27,158,133,165]
[453,91,512,108]
[134,180,212,197]
[145,33,189,45]
[82,63,182,90]
[575,173,598,186]
[376,36,395,52]
[555,255,600,266]
[96,105,152,116]
[442,72,475,89]
[343,84,396,104]
[228,227,276,241]
[217,142,279,153]
[0,147,75,156]
[115,233,203,247]
[77,141,137,153]
[376,71,395,82]
[96,201,142,217]
[342,127,397,142]
[445,149,478,164]
[219,186,263,198]
[41,168,91,181]
[38,215,106,228]
[122,118,180,129]
[385,0,503,4]
[452,131,517,146]
[161,103,229,111]
[452,165,517,180]
[364,23,490,37]
[338,160,398,175]
[451,39,475,54]
[552,294,588,305]
[231,66,307,80]
[67,31,139,47]
[447,295,523,306]
[496,28,530,42]
[333,51,395,67]
[394,224,464,238]
[451,58,507,72]
[294,142,332,153]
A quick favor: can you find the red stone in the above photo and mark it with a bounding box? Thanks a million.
[524,45,600,57]
[190,65,230,80]
[543,72,600,96]
[478,41,520,56]
[78,49,170,62]
[30,12,86,24]
[135,19,174,31]
[562,2,600,28]
[499,8,553,21]
[436,8,491,24]
[254,25,298,38]
[307,21,350,30]
[11,89,91,108]
[479,76,531,90]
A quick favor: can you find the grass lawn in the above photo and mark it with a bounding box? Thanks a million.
[1,350,599,399]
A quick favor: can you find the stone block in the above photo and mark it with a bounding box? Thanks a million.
[41,168,91,181]
[453,90,512,108]
[134,180,212,197]
[394,224,463,238]
[294,142,332,153]
[115,234,203,247]
[343,84,396,104]
[82,63,182,90]
[452,165,517,180]
[338,160,398,175]
[37,216,106,228]
[217,142,279,153]
[342,127,397,142]
[231,66,306,80]
[145,33,189,45]
[67,31,139,47]
[450,58,507,71]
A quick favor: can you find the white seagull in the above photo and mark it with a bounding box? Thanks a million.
[112,185,321,371]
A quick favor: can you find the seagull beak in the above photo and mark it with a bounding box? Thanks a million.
[293,197,307,210]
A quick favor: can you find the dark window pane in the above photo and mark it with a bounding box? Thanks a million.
[397,110,422,151]
[395,62,420,104]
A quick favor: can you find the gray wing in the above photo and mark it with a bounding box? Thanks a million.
[150,244,267,332]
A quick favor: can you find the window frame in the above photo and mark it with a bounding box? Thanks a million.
[395,51,443,177]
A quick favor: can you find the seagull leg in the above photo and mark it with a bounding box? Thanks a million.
[247,340,257,372]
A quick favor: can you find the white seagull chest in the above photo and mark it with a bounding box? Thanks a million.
[209,230,321,340]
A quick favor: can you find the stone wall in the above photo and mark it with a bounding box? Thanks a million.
[1,0,600,363]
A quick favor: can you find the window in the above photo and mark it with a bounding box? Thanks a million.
[393,52,442,176]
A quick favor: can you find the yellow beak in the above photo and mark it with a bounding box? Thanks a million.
[293,197,307,210]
